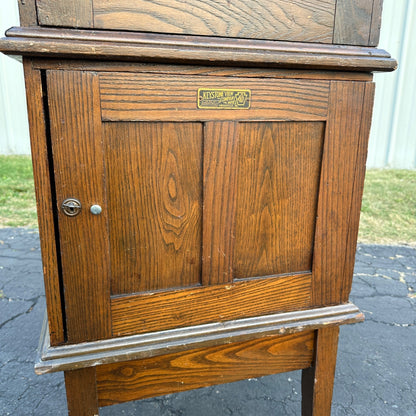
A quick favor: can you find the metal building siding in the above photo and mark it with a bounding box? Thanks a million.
[0,0,30,155]
[369,0,416,169]
[0,0,415,167]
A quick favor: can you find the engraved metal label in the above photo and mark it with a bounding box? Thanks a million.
[197,88,251,109]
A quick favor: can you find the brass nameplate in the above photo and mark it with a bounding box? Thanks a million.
[198,88,251,109]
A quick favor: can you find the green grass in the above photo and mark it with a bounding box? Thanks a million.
[0,156,415,245]
[359,169,416,245]
[0,155,38,228]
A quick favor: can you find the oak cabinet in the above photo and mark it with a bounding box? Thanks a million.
[0,1,395,415]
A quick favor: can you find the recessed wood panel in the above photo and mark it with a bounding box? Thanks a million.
[93,0,335,43]
[234,122,325,279]
[96,331,315,406]
[104,122,203,295]
[111,273,311,336]
[99,73,330,122]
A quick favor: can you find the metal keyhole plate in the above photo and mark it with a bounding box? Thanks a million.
[61,198,82,217]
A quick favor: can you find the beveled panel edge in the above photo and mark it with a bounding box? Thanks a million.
[1,27,397,73]
[35,303,364,374]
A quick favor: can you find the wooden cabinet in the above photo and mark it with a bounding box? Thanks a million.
[0,1,395,415]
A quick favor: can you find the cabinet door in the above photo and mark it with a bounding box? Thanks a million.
[46,70,374,342]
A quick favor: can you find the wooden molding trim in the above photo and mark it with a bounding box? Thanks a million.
[1,27,396,72]
[35,303,364,374]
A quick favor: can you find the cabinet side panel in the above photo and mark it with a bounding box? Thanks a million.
[23,61,65,345]
[312,81,374,306]
[104,122,203,295]
[47,70,111,343]
[233,122,325,279]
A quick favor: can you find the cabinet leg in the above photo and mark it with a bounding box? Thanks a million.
[65,367,99,416]
[301,326,340,416]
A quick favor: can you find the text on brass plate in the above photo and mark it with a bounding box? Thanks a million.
[197,88,251,109]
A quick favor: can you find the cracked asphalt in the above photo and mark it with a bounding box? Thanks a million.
[0,228,415,415]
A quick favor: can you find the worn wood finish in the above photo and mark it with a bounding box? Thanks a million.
[369,0,383,47]
[202,122,238,285]
[312,81,374,306]
[22,61,65,346]
[334,0,374,46]
[17,0,38,26]
[36,304,363,374]
[31,60,374,81]
[1,27,397,72]
[93,0,335,43]
[37,0,93,28]
[96,331,315,406]
[104,122,203,295]
[64,367,99,416]
[234,122,325,279]
[99,73,329,122]
[47,71,111,343]
[302,327,340,416]
[111,273,312,336]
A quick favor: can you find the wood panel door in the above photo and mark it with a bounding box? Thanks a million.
[46,69,374,343]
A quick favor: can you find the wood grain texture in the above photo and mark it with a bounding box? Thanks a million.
[202,122,238,285]
[234,122,325,279]
[369,0,383,47]
[31,60,374,81]
[93,0,335,43]
[1,27,397,72]
[17,0,38,26]
[37,0,93,28]
[22,61,65,346]
[104,122,203,295]
[100,73,330,122]
[312,81,372,306]
[302,327,340,416]
[47,70,111,343]
[334,0,374,46]
[64,367,99,416]
[96,331,315,406]
[111,273,312,336]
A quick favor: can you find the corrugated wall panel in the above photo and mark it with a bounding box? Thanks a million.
[0,0,414,166]
[0,0,30,155]
[368,0,416,169]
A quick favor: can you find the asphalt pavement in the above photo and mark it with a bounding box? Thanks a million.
[0,228,415,415]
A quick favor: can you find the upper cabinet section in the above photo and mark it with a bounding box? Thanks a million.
[32,0,382,46]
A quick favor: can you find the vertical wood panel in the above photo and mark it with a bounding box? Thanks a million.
[234,122,324,279]
[334,0,374,45]
[65,367,99,416]
[312,81,371,306]
[104,122,203,295]
[22,61,65,345]
[37,0,93,28]
[47,70,111,343]
[369,0,383,46]
[202,122,238,285]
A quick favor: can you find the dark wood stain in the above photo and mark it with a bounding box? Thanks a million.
[96,331,315,406]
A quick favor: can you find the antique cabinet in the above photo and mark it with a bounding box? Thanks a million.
[0,1,396,415]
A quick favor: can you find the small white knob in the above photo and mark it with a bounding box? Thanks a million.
[90,205,102,215]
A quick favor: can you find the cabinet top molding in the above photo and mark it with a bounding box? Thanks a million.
[0,27,396,73]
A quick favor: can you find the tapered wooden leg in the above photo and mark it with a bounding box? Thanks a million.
[301,326,340,416]
[65,367,99,416]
